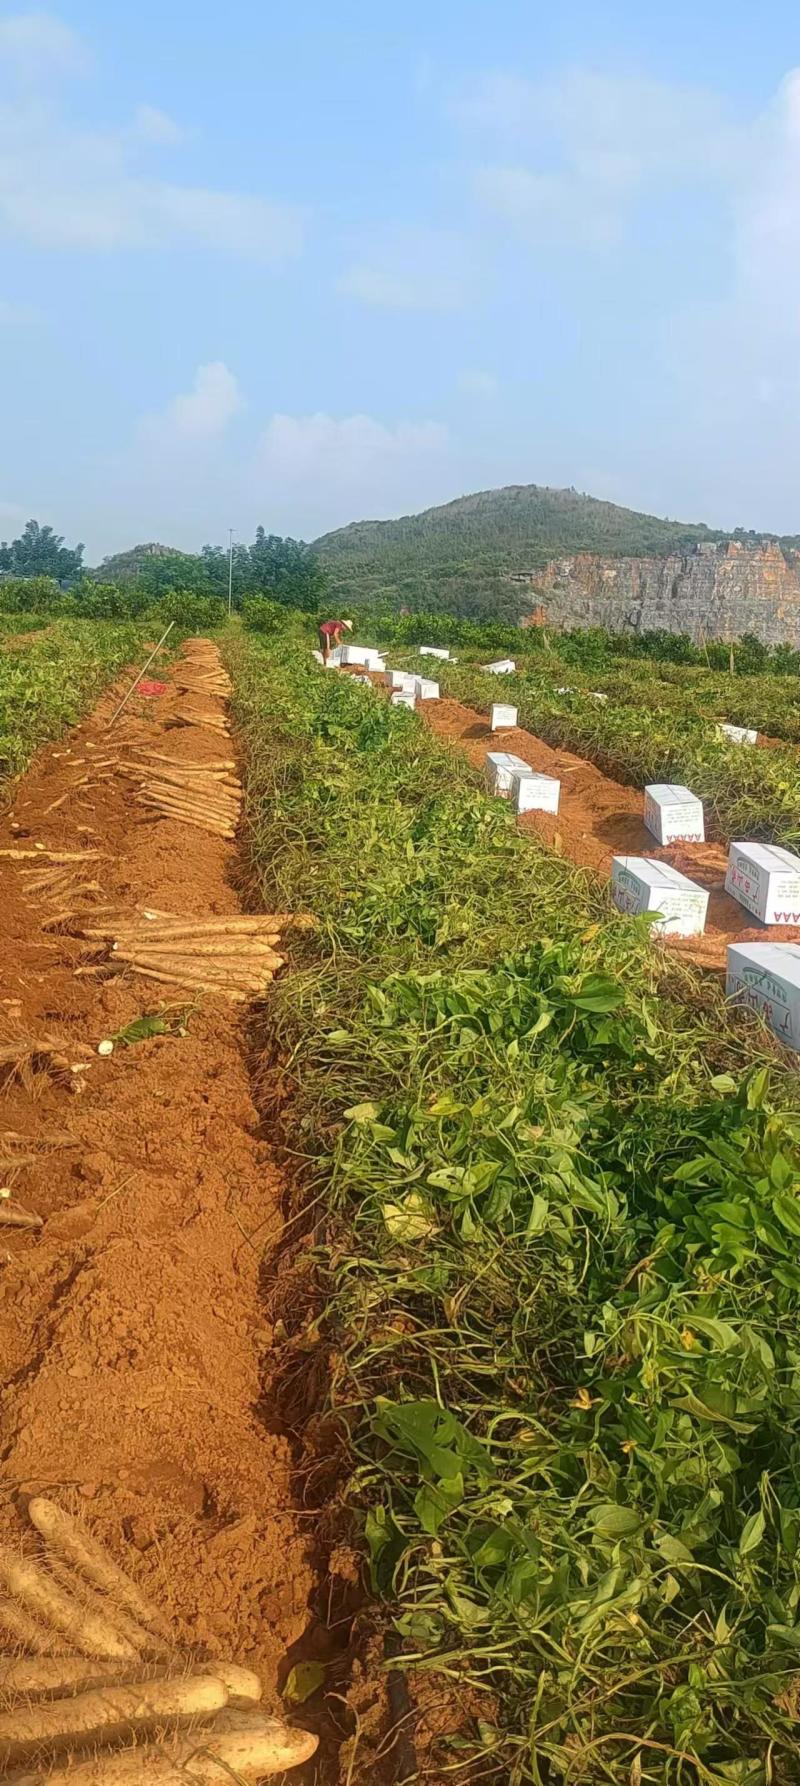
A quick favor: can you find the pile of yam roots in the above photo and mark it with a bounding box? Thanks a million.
[0,1499,317,1782]
[77,912,315,1003]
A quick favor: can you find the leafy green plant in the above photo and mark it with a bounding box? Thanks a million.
[228,633,800,1785]
[0,618,151,785]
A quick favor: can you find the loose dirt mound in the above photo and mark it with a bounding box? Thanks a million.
[0,644,315,1713]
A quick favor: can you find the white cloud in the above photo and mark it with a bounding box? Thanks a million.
[475,163,625,246]
[0,115,305,256]
[0,11,88,77]
[106,404,458,558]
[459,68,737,246]
[0,21,304,259]
[141,362,244,448]
[457,368,498,396]
[131,103,184,146]
[655,66,800,525]
[255,412,452,535]
[338,227,473,310]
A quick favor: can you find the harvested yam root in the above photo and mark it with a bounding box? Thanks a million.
[0,1499,316,1778]
[0,1594,71,1656]
[42,1709,318,1782]
[0,1552,137,1662]
[0,1031,91,1092]
[0,1656,152,1698]
[74,912,312,1001]
[20,862,109,928]
[44,1559,173,1662]
[0,1200,42,1229]
[166,716,230,737]
[0,1657,261,1705]
[132,757,242,840]
[0,1671,227,1765]
[0,1131,77,1186]
[28,1500,167,1640]
[173,673,231,697]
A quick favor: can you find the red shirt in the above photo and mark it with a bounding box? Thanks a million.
[319,620,347,638]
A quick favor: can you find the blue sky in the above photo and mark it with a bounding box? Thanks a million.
[1,2,800,560]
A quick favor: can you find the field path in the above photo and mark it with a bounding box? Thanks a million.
[0,640,316,1709]
[374,677,800,973]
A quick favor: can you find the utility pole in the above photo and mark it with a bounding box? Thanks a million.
[227,528,234,616]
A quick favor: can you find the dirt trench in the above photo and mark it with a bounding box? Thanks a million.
[0,642,320,1738]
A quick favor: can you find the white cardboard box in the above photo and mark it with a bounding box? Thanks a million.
[390,689,416,709]
[727,942,800,1050]
[385,669,416,690]
[491,703,518,730]
[413,677,440,700]
[482,658,516,674]
[611,857,710,937]
[341,644,385,670]
[725,842,800,925]
[511,770,560,815]
[485,751,532,796]
[716,722,757,746]
[644,784,705,845]
[419,646,450,660]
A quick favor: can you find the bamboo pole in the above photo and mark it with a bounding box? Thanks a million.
[105,623,176,730]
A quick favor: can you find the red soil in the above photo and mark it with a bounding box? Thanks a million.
[0,643,316,1718]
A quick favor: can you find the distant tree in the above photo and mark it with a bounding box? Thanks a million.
[0,519,84,580]
[246,527,326,612]
[94,526,327,612]
[136,551,217,600]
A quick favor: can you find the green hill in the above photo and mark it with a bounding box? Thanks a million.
[96,542,187,583]
[314,483,741,620]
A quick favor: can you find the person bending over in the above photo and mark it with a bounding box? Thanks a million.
[318,617,353,665]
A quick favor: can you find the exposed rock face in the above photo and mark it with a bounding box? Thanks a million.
[523,542,800,644]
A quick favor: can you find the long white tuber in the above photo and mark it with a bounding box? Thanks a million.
[27,1499,168,1638]
[0,1671,227,1764]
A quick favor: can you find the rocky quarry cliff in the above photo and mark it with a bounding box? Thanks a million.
[523,541,800,644]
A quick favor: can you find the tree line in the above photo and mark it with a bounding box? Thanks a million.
[0,522,327,614]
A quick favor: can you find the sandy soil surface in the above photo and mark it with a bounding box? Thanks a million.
[0,641,317,1725]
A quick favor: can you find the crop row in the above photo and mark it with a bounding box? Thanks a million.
[355,606,800,678]
[229,628,800,1785]
[416,656,800,849]
[348,612,800,744]
[0,618,149,785]
[519,656,800,748]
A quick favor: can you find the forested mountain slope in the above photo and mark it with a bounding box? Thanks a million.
[314,483,788,620]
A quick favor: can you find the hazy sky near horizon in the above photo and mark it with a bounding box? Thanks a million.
[2,2,800,559]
